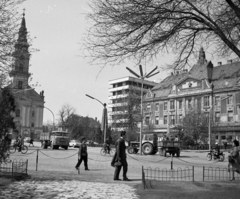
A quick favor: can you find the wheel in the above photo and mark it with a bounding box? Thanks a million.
[100,148,106,156]
[9,145,16,154]
[133,148,139,154]
[64,146,68,150]
[127,147,134,154]
[56,146,59,149]
[21,145,28,154]
[163,149,167,157]
[142,143,154,155]
[110,149,115,156]
[207,153,212,161]
[176,151,180,157]
[219,154,225,162]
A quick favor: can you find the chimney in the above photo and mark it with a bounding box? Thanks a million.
[218,62,222,66]
[95,117,97,121]
[227,60,232,64]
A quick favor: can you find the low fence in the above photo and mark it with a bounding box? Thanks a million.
[142,165,240,189]
[0,159,28,180]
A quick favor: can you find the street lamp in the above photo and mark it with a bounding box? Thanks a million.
[42,106,55,131]
[86,94,107,143]
[126,65,159,155]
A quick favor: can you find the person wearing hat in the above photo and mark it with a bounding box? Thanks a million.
[111,131,130,181]
[75,137,89,171]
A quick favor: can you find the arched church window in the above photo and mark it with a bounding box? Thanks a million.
[16,109,20,117]
[31,123,35,128]
[18,81,23,89]
[32,110,35,117]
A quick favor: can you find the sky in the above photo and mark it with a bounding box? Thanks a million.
[15,0,231,125]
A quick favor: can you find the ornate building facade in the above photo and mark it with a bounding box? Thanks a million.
[6,13,44,139]
[143,48,240,145]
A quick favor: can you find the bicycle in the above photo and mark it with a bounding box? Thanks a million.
[9,142,28,154]
[100,147,115,156]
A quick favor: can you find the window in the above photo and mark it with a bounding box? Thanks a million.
[204,96,210,107]
[187,99,192,108]
[31,123,34,128]
[145,117,150,125]
[18,81,23,89]
[164,116,168,124]
[146,103,151,112]
[228,111,233,122]
[170,101,175,109]
[179,114,182,123]
[164,102,168,110]
[227,95,233,105]
[155,103,159,112]
[16,109,20,117]
[215,96,220,106]
[32,111,35,117]
[215,112,220,122]
[170,115,175,125]
[155,116,159,125]
[179,101,182,110]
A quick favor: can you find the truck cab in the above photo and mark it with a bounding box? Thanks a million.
[50,131,69,150]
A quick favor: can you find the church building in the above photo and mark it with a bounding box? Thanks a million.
[6,13,45,140]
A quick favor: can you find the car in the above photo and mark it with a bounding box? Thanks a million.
[69,140,81,148]
[24,137,31,143]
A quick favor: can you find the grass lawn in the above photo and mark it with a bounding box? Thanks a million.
[135,181,240,199]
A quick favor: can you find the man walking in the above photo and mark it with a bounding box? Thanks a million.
[111,131,130,181]
[75,137,90,171]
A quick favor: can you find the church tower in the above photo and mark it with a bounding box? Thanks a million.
[8,12,45,139]
[9,12,31,90]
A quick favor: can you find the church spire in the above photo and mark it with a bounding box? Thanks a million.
[198,47,207,65]
[15,9,29,53]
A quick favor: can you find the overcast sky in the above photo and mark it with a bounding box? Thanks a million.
[16,0,228,124]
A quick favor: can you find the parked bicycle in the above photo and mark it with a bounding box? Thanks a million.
[100,146,115,156]
[8,142,28,154]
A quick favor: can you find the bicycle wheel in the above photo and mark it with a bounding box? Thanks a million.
[100,148,106,156]
[110,149,115,156]
[21,145,28,154]
[9,145,16,154]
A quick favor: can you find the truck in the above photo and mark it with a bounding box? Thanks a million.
[40,131,69,150]
[158,140,181,157]
[127,133,181,156]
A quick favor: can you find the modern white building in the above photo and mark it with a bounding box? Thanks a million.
[108,76,157,131]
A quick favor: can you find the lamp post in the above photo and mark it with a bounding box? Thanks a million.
[86,94,107,143]
[126,65,159,155]
[42,106,55,131]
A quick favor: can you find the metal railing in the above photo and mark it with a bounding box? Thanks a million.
[0,159,28,180]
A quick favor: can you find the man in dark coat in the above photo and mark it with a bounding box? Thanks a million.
[75,137,90,171]
[111,131,130,181]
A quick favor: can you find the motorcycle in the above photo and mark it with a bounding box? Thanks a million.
[206,150,225,161]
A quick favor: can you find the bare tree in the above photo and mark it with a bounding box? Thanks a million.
[0,0,26,87]
[58,104,76,130]
[85,0,240,69]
